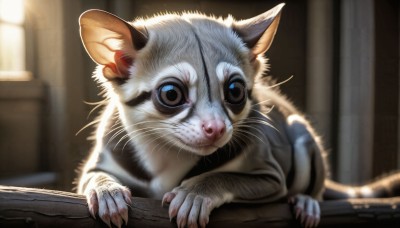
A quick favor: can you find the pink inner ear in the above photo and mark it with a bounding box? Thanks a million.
[115,50,133,67]
[113,50,133,79]
[105,63,118,74]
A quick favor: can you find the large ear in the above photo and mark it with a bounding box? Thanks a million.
[233,3,284,58]
[79,9,148,80]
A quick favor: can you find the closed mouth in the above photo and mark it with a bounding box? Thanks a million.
[176,138,218,151]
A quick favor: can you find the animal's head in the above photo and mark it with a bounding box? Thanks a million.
[79,4,284,156]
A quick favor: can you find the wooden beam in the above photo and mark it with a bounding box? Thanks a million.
[0,185,400,227]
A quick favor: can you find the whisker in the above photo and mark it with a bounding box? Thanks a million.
[235,115,279,132]
[252,108,274,120]
[230,134,250,159]
[120,126,173,152]
[234,128,264,144]
[105,125,125,137]
[235,119,275,131]
[77,100,110,136]
[251,99,272,107]
[127,126,172,140]
[155,135,179,157]
[76,119,101,136]
[150,136,169,155]
[235,124,265,138]
[107,120,175,144]
[267,75,294,89]
[88,102,107,119]
[114,127,164,150]
[123,129,168,152]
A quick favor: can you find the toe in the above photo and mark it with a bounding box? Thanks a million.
[97,192,111,227]
[111,189,129,225]
[294,197,306,219]
[199,197,212,228]
[187,196,202,228]
[176,193,196,228]
[122,188,132,205]
[169,190,187,220]
[87,190,98,219]
[162,192,176,207]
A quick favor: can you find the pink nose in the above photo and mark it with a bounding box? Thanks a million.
[202,119,226,141]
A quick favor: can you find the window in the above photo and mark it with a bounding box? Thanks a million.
[0,0,31,80]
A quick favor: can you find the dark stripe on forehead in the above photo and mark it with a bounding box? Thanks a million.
[191,28,212,102]
[125,91,152,107]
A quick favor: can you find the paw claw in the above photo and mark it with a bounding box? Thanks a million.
[101,215,112,228]
[123,190,132,205]
[300,213,306,224]
[122,211,128,225]
[118,217,123,228]
[111,214,122,228]
[199,216,209,228]
[89,207,96,219]
[295,207,302,219]
[169,208,178,220]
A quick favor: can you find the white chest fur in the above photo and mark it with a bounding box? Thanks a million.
[135,141,200,198]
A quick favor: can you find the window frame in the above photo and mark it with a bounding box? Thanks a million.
[0,0,33,81]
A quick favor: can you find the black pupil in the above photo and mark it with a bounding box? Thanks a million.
[227,81,245,103]
[165,86,178,101]
[160,84,183,106]
[229,83,242,98]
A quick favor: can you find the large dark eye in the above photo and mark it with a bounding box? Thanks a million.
[153,78,188,114]
[158,83,185,107]
[225,77,246,104]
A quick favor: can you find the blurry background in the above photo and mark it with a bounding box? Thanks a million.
[0,0,398,191]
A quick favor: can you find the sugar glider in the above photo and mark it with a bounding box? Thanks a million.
[77,4,400,228]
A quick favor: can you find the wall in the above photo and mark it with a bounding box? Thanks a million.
[26,0,89,190]
[0,80,45,178]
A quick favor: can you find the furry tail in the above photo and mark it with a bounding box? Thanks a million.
[323,172,400,200]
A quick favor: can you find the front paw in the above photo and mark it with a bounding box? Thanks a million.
[289,194,320,228]
[162,187,219,228]
[85,182,132,228]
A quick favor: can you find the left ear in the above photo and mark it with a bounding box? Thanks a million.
[79,9,148,80]
[233,3,284,58]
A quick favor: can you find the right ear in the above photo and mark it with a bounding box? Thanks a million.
[232,3,284,60]
[79,9,148,80]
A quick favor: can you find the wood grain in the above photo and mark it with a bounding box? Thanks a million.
[0,185,400,227]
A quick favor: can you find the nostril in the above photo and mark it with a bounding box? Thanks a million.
[203,124,214,135]
[202,120,226,141]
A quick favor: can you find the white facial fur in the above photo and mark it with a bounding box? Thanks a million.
[215,62,252,121]
[114,62,243,157]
